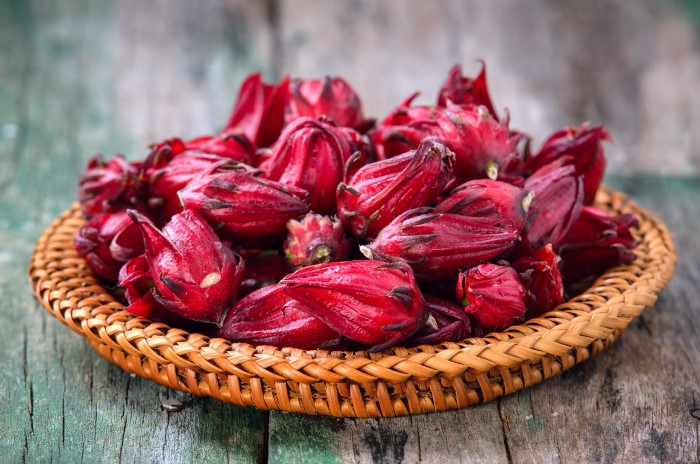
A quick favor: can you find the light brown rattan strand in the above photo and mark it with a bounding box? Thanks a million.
[28,187,677,418]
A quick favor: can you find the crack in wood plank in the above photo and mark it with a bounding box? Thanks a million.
[497,398,514,464]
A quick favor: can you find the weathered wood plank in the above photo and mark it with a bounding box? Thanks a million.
[0,1,271,463]
[269,404,511,464]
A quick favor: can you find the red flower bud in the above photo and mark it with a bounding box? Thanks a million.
[558,206,639,283]
[380,92,438,127]
[525,124,610,204]
[288,76,374,133]
[362,207,519,279]
[337,138,454,239]
[129,209,245,325]
[281,261,427,351]
[284,213,352,269]
[142,138,188,174]
[217,284,341,350]
[436,179,534,233]
[437,63,499,121]
[185,130,255,165]
[74,211,144,282]
[456,263,526,332]
[371,124,437,161]
[514,161,584,257]
[512,244,565,318]
[436,103,519,182]
[146,153,248,223]
[264,117,365,214]
[373,102,519,182]
[225,73,290,148]
[118,255,185,324]
[179,170,310,241]
[371,93,441,160]
[118,256,208,331]
[78,155,142,218]
[407,295,477,345]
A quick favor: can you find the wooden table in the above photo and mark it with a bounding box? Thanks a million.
[1,1,699,462]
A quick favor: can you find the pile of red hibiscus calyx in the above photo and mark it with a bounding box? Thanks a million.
[75,64,639,351]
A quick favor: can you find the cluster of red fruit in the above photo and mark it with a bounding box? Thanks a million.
[74,64,639,351]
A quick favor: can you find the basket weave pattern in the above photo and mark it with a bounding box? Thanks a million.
[29,188,676,417]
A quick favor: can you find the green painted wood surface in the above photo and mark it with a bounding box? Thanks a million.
[1,1,699,463]
[0,1,270,463]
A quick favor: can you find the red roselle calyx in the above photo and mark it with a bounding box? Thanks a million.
[185,130,256,165]
[371,93,441,160]
[436,103,519,182]
[118,254,189,325]
[558,206,639,284]
[513,161,584,257]
[118,256,214,332]
[456,263,527,333]
[146,153,250,224]
[264,117,366,214]
[373,102,519,182]
[525,124,610,205]
[437,62,499,121]
[217,284,341,350]
[284,213,352,269]
[119,254,160,317]
[362,207,519,279]
[129,209,244,326]
[179,170,310,241]
[225,73,290,148]
[512,244,565,318]
[74,210,144,283]
[78,155,142,218]
[280,260,427,351]
[436,179,534,234]
[142,138,187,172]
[288,76,374,133]
[337,138,454,239]
[407,295,476,346]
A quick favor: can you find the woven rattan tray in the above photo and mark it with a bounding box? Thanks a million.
[29,187,676,417]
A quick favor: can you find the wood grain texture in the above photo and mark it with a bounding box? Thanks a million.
[0,0,699,463]
[0,1,269,463]
[269,404,511,464]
